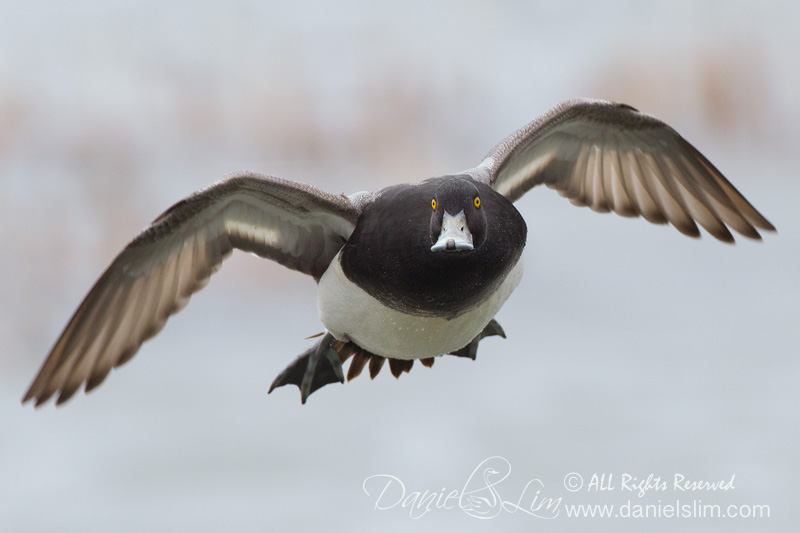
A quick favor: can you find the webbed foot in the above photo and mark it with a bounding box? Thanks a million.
[268,333,344,403]
[448,319,506,360]
[270,320,506,403]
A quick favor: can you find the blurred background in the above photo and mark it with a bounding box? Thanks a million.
[1,1,798,531]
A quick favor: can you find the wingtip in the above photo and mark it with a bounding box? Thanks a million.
[21,390,33,405]
[23,394,49,409]
[55,391,75,407]
[673,222,702,240]
[21,386,48,408]
[727,222,778,244]
[712,229,736,244]
[761,220,777,233]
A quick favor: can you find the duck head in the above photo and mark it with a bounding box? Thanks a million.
[430,177,488,253]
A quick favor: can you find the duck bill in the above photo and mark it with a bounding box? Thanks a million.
[431,210,474,252]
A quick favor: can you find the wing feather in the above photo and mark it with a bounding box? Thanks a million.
[605,147,636,217]
[638,149,700,237]
[468,98,774,241]
[24,172,359,406]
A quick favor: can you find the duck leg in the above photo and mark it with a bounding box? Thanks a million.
[268,333,345,403]
[448,319,506,360]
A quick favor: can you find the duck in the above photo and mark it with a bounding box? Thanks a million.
[23,98,775,406]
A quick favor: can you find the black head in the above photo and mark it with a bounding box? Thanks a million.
[429,177,487,252]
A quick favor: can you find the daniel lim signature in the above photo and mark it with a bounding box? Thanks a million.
[362,456,562,519]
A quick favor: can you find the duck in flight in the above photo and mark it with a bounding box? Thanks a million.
[23,98,775,406]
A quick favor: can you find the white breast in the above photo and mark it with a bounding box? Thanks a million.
[317,251,523,359]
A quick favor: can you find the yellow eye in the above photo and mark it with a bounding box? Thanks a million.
[474,196,481,208]
[431,199,437,210]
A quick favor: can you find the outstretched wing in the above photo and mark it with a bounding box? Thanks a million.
[470,98,774,242]
[24,172,359,406]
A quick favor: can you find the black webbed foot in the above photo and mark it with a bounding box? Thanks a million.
[268,333,344,403]
[270,321,506,403]
[448,319,506,360]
